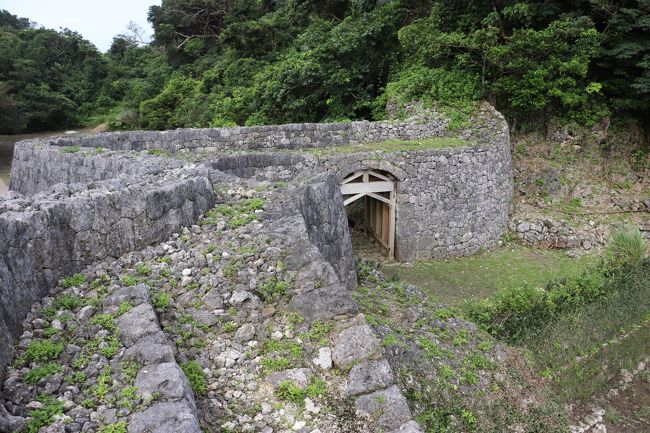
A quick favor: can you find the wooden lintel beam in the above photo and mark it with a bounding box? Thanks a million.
[340,181,394,196]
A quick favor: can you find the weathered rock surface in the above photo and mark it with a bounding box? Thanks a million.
[345,359,394,396]
[127,401,201,433]
[354,385,413,431]
[332,324,381,369]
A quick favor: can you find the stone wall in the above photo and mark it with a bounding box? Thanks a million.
[297,174,357,290]
[28,119,450,153]
[0,169,214,376]
[10,141,185,195]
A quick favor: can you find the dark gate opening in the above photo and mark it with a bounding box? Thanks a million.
[341,170,396,260]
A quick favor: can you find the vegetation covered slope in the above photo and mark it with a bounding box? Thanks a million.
[2,1,650,136]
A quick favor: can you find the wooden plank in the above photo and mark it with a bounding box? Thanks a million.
[381,204,390,244]
[366,192,391,204]
[343,193,365,206]
[340,181,394,195]
[388,190,396,260]
[342,172,363,184]
[364,196,369,235]
[367,170,392,182]
[375,200,382,238]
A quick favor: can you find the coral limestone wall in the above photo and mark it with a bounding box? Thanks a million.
[0,170,213,375]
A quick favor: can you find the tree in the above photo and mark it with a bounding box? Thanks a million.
[596,0,650,118]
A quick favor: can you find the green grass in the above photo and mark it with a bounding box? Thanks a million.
[60,145,81,154]
[22,340,64,363]
[59,273,86,289]
[522,261,650,400]
[180,360,207,395]
[25,363,62,384]
[305,137,471,156]
[384,244,596,305]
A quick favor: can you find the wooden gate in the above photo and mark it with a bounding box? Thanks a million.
[341,170,396,259]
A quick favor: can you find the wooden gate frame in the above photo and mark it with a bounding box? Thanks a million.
[341,170,396,260]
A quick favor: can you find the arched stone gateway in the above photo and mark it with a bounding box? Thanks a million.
[341,169,397,260]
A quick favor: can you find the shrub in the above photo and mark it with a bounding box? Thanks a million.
[90,314,116,331]
[98,422,127,433]
[59,273,86,288]
[259,277,291,301]
[466,266,607,342]
[61,146,81,153]
[25,363,62,384]
[276,380,305,405]
[23,340,64,363]
[152,292,171,310]
[26,394,64,433]
[117,301,133,316]
[607,226,647,267]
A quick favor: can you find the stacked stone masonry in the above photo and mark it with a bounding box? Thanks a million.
[1,104,513,432]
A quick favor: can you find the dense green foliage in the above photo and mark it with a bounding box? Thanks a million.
[0,11,109,133]
[466,227,648,343]
[3,1,650,133]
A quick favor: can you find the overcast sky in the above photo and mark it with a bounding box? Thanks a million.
[2,0,161,52]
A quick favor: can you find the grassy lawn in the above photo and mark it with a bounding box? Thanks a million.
[383,243,597,305]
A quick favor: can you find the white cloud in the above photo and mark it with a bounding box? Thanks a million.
[2,0,161,52]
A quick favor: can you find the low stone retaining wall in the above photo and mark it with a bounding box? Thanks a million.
[25,120,449,153]
[0,170,214,377]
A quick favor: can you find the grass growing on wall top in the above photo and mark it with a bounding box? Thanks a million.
[306,137,471,156]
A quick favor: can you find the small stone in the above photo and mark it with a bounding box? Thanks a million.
[345,359,394,396]
[354,386,412,431]
[292,420,306,430]
[202,289,224,310]
[235,324,255,342]
[262,306,276,318]
[261,402,273,415]
[271,331,284,341]
[77,305,95,321]
[26,401,43,410]
[313,348,332,370]
[388,421,425,433]
[267,368,311,388]
[592,424,607,433]
[305,398,320,414]
[51,319,63,331]
[332,324,380,369]
[182,268,192,276]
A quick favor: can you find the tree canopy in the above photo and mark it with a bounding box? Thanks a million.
[2,1,650,134]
